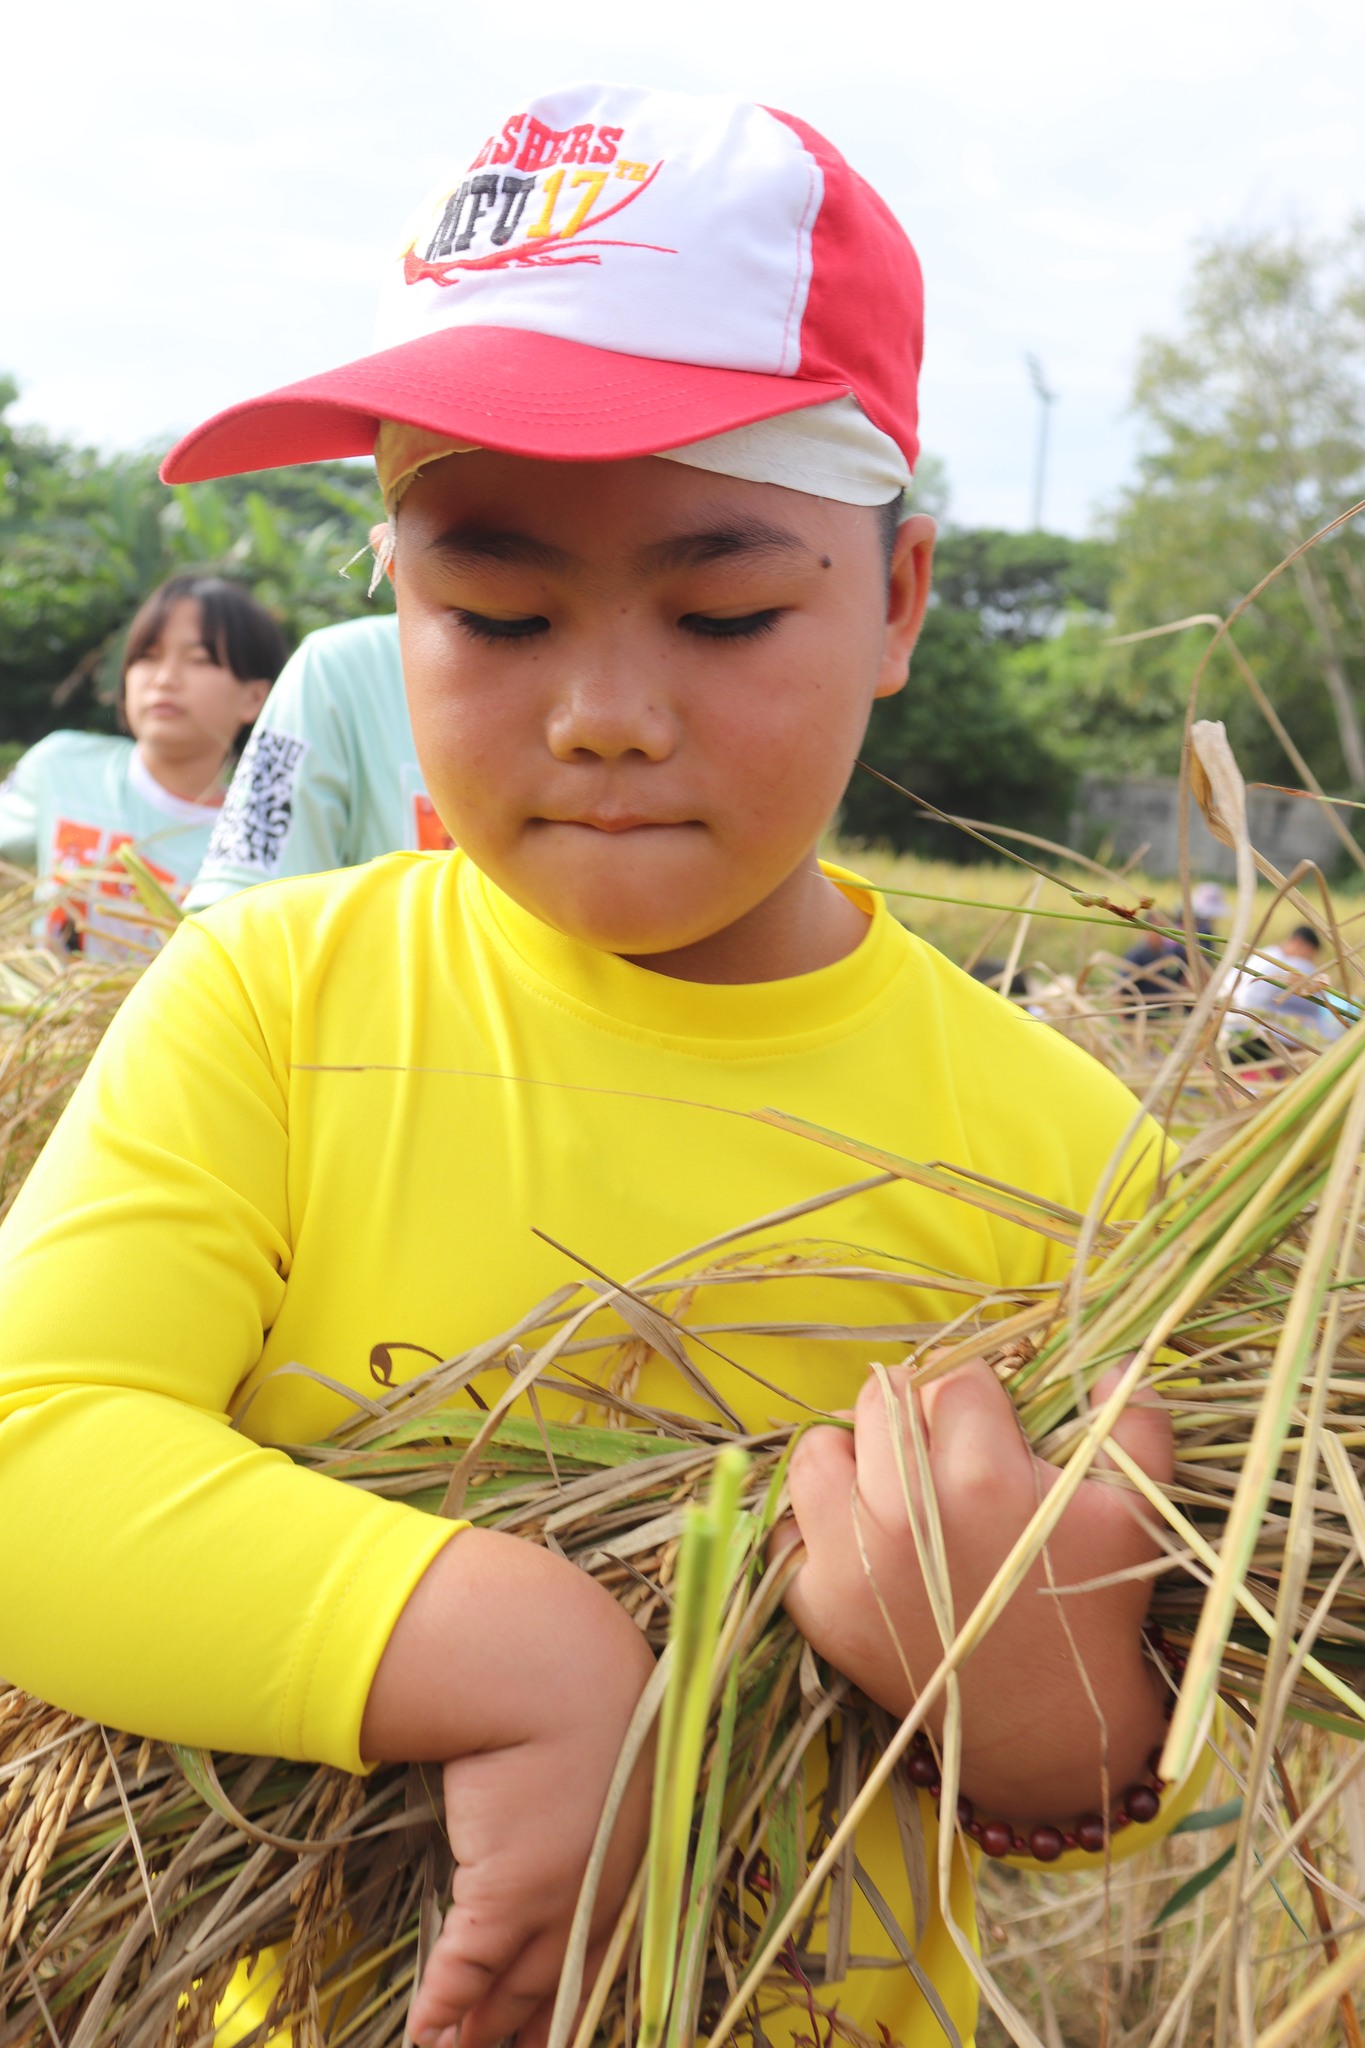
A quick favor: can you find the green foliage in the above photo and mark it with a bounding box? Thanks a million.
[1004,610,1173,774]
[0,377,391,742]
[930,529,1116,645]
[1107,224,1365,791]
[839,525,1103,857]
[841,603,1080,859]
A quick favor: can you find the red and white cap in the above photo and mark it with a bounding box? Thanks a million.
[161,82,923,487]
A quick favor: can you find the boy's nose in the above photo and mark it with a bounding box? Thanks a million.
[544,669,676,764]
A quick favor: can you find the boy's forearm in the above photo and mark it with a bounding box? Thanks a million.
[359,1527,654,1764]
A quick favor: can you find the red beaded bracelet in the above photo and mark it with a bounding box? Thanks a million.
[902,1627,1185,1863]
[904,1732,1167,1860]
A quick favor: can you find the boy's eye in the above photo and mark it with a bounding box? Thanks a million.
[680,609,784,641]
[453,609,550,644]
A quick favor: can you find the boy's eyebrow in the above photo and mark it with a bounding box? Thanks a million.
[423,517,814,576]
[637,518,814,572]
[425,524,575,572]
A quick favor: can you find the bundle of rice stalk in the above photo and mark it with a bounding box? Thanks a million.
[0,851,171,1219]
[4,984,1365,2048]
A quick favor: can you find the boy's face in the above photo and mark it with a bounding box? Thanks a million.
[394,451,933,973]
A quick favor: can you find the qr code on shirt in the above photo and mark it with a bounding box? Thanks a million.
[205,729,309,872]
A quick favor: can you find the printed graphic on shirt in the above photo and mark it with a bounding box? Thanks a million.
[404,117,670,286]
[205,729,309,873]
[400,764,454,851]
[48,817,178,955]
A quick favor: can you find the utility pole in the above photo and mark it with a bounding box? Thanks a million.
[1026,353,1056,530]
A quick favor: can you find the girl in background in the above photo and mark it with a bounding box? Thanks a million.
[0,574,285,957]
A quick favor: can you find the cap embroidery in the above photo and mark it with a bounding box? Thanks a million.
[404,157,674,286]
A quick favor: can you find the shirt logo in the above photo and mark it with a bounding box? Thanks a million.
[48,817,179,954]
[404,116,673,286]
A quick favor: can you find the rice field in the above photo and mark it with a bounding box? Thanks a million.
[831,841,1364,985]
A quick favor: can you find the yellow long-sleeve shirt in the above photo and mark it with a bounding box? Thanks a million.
[0,852,1196,2046]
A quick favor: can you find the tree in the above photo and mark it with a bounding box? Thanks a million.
[838,525,1103,857]
[0,380,392,743]
[930,529,1115,645]
[1108,225,1365,791]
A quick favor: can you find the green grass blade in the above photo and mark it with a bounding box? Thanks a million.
[1153,1843,1237,1928]
[638,1447,748,2048]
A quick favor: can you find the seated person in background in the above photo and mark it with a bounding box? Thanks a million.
[0,574,283,957]
[1121,885,1229,1011]
[1223,923,1346,1057]
[186,608,451,910]
[1190,880,1228,951]
[1121,910,1189,1007]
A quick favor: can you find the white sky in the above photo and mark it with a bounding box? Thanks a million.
[4,0,1363,534]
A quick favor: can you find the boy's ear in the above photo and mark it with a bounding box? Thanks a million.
[874,514,936,700]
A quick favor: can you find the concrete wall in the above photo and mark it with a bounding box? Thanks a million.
[1071,774,1349,880]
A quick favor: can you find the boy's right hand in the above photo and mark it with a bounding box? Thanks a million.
[416,1708,646,2048]
[360,1528,656,2048]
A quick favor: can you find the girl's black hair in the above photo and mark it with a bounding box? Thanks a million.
[117,575,289,750]
[121,575,289,691]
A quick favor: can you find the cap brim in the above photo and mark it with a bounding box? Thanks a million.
[160,326,851,484]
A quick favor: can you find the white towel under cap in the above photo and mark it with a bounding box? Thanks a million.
[373,396,911,512]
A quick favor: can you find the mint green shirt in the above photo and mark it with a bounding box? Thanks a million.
[186,616,447,908]
[0,730,223,958]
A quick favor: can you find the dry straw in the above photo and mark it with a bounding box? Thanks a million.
[1,715,1364,2046]
[0,848,176,1220]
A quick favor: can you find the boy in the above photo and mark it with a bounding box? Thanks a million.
[0,82,1196,2048]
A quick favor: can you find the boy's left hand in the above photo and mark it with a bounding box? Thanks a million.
[777,1360,1173,1824]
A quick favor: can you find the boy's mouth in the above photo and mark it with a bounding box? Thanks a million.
[542,814,690,835]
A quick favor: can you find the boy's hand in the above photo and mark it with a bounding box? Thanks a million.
[413,1713,649,2048]
[361,1529,655,2048]
[778,1361,1172,1822]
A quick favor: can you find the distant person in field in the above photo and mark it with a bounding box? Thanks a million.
[0,575,284,956]
[1121,882,1228,1010]
[1190,880,1228,946]
[1120,911,1187,1007]
[1223,923,1347,1057]
[186,607,450,910]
